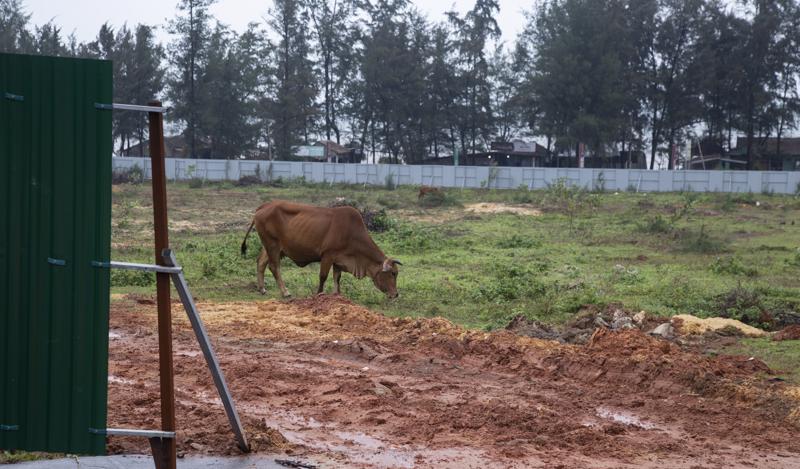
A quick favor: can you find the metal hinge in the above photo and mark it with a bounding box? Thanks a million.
[4,92,23,102]
[47,257,66,266]
[0,424,19,431]
[94,103,113,110]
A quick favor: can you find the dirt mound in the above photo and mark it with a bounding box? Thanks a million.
[774,325,800,341]
[106,294,800,468]
[506,315,561,341]
[673,313,767,337]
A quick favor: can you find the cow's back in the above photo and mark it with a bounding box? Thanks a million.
[254,201,367,265]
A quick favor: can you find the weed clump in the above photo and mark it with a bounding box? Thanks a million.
[419,189,459,208]
[475,263,548,302]
[111,269,154,287]
[710,256,758,277]
[112,165,144,184]
[329,197,396,232]
[542,178,598,228]
[235,175,262,187]
[496,234,541,249]
[714,285,770,328]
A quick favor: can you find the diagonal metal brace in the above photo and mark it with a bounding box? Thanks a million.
[91,260,182,274]
[162,248,249,452]
[89,428,175,438]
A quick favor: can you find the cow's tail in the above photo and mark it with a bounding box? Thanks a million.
[241,219,255,257]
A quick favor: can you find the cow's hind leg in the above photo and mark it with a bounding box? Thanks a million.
[266,246,291,298]
[256,247,269,294]
[318,256,333,294]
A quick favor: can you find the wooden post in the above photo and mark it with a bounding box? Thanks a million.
[147,100,176,469]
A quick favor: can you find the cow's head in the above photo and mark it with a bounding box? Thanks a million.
[372,258,401,298]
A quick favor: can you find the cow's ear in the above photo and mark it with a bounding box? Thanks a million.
[392,260,403,266]
[382,259,393,272]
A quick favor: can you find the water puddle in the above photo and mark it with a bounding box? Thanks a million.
[595,407,656,430]
[108,375,136,386]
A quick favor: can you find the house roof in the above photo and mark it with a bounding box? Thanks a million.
[315,140,351,155]
[733,137,800,156]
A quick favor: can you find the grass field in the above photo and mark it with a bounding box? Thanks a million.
[111,179,800,332]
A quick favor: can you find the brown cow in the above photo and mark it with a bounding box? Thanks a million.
[240,201,401,298]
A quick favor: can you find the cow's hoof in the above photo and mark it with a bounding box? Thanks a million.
[259,288,267,295]
[282,292,292,298]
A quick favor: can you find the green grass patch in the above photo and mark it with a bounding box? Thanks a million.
[722,338,800,384]
[110,181,800,332]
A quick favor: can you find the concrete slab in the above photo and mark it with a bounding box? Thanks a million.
[8,454,318,469]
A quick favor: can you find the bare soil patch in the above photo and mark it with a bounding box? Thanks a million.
[107,295,800,468]
[465,202,542,216]
[774,325,800,341]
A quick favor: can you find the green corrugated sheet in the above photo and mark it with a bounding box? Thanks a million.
[0,53,112,455]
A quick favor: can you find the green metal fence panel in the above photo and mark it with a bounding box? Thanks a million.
[0,53,112,455]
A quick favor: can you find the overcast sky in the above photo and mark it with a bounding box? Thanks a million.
[22,0,530,46]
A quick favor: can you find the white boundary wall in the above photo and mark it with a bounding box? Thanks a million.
[112,156,800,194]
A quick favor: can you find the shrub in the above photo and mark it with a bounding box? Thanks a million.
[235,175,261,187]
[112,165,144,184]
[379,223,444,253]
[710,256,758,277]
[714,285,769,328]
[328,198,395,232]
[785,248,800,268]
[610,264,642,284]
[475,264,548,302]
[731,192,756,205]
[384,173,397,190]
[637,214,672,233]
[496,234,541,249]
[678,225,728,254]
[419,189,459,208]
[111,269,154,287]
[543,178,597,228]
[362,208,394,232]
[188,177,205,189]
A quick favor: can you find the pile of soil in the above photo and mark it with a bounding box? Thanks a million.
[673,314,767,337]
[106,294,800,468]
[774,325,800,341]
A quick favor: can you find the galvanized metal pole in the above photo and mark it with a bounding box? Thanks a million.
[148,100,177,469]
[162,250,249,452]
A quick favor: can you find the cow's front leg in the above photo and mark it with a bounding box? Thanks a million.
[256,247,269,294]
[333,266,342,295]
[318,257,332,294]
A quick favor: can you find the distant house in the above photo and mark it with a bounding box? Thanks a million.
[421,140,547,166]
[730,137,800,171]
[120,135,215,158]
[291,141,362,163]
[687,137,800,170]
[687,138,745,170]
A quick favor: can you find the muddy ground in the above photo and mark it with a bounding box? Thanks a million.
[107,295,800,468]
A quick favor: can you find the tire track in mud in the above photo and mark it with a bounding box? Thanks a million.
[106,294,800,468]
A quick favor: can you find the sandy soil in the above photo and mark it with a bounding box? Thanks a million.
[107,295,800,468]
[465,203,542,216]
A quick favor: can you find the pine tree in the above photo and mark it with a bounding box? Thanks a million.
[267,0,318,160]
[168,0,216,158]
[307,0,357,145]
[0,0,33,53]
